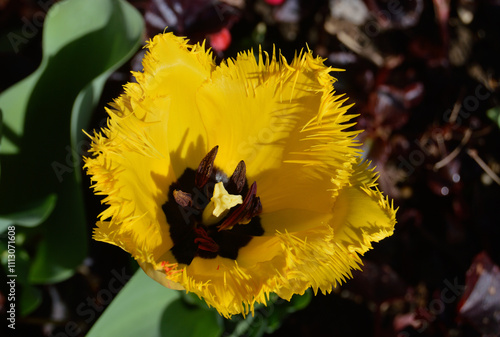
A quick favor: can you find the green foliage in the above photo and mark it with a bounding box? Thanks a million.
[88,268,311,337]
[87,269,223,337]
[222,290,312,337]
[0,108,2,178]
[0,0,144,314]
[487,106,500,128]
[0,194,56,232]
[160,299,223,337]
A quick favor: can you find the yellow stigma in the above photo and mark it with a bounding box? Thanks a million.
[202,182,243,225]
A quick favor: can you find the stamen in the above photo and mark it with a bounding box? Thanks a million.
[173,190,192,207]
[195,146,218,188]
[248,197,262,220]
[160,261,182,276]
[227,160,246,194]
[236,196,263,225]
[194,227,219,252]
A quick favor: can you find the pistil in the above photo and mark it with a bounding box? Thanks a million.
[202,182,243,225]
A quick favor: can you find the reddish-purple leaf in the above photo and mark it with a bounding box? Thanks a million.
[458,251,500,335]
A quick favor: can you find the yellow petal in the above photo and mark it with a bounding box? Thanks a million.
[181,241,287,317]
[259,208,332,234]
[195,47,362,239]
[330,161,397,255]
[138,259,184,291]
[85,33,216,264]
[136,32,216,174]
[196,48,359,214]
[171,163,396,317]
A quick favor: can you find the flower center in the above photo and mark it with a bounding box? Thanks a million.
[162,146,264,265]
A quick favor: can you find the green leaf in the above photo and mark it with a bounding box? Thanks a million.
[1,240,43,315]
[87,269,183,337]
[0,108,2,178]
[0,108,3,143]
[0,0,144,284]
[69,0,144,184]
[487,106,500,128]
[0,249,42,316]
[3,246,43,315]
[224,291,312,337]
[1,234,43,314]
[20,284,42,316]
[265,291,312,334]
[0,194,57,233]
[289,289,312,312]
[160,299,223,337]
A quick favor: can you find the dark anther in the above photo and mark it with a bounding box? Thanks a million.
[195,146,218,188]
[247,197,262,220]
[227,160,246,194]
[194,227,219,252]
[218,182,258,231]
[173,190,192,207]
